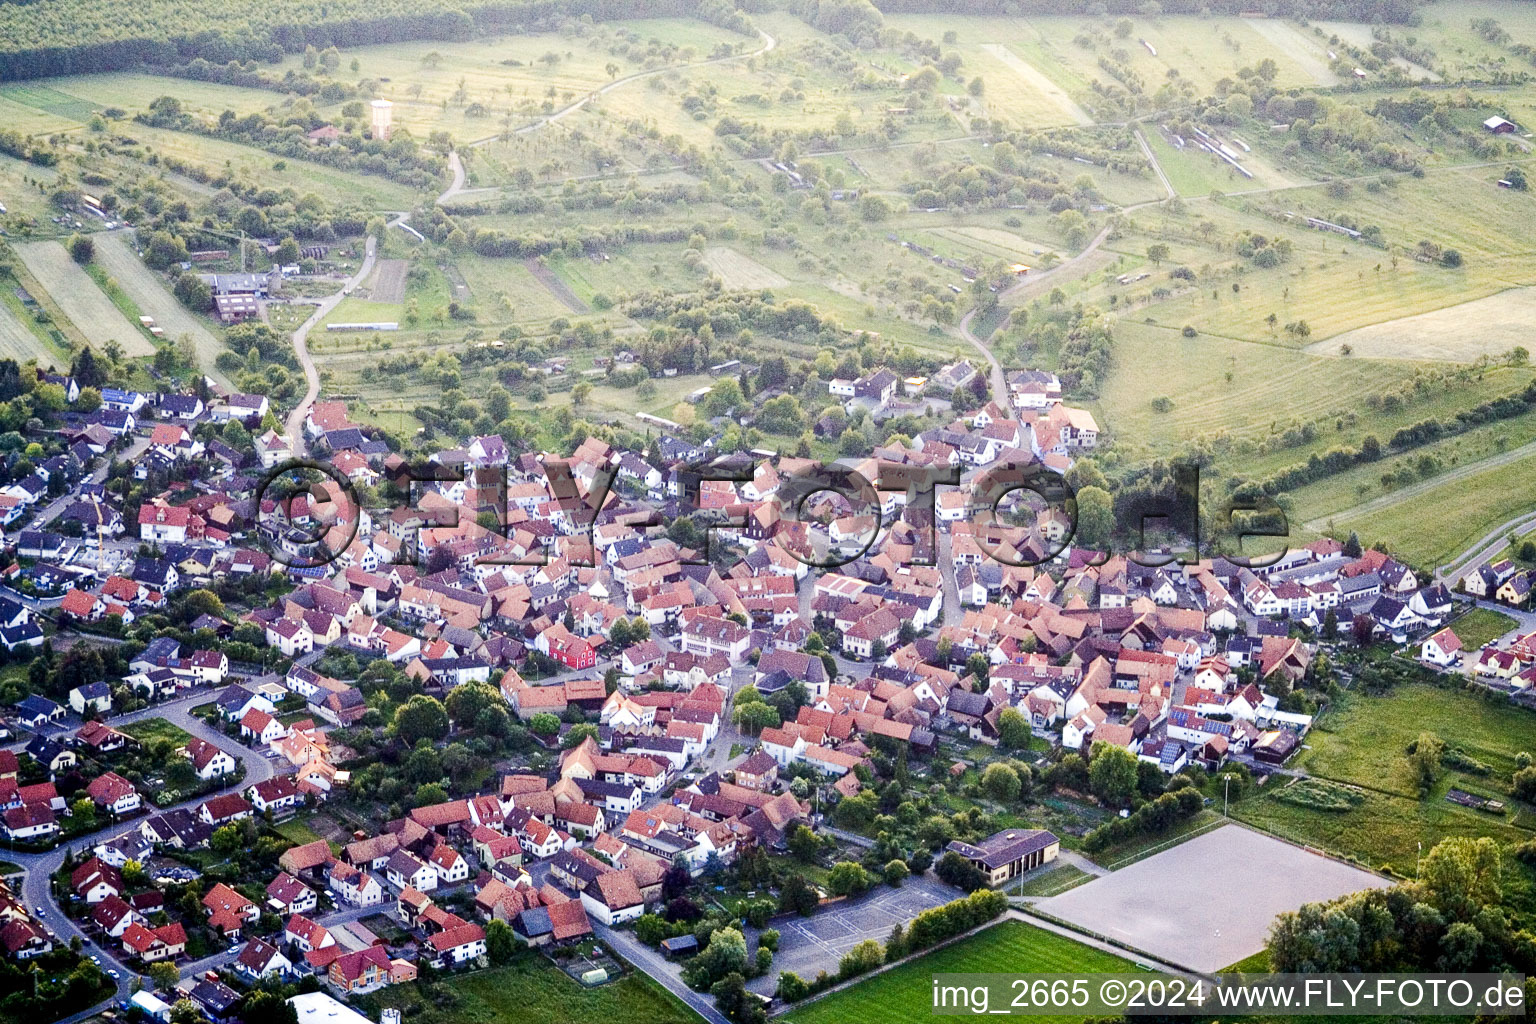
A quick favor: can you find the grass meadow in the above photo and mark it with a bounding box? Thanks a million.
[781,920,1136,1024]
[14,240,154,356]
[355,952,697,1024]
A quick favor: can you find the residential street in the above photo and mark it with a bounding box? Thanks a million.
[2,686,283,1012]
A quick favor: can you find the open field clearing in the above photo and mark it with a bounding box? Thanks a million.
[14,241,153,357]
[1244,18,1342,85]
[1313,446,1536,565]
[1237,683,1536,879]
[1142,127,1295,197]
[1303,683,1534,796]
[319,297,404,331]
[1311,287,1536,362]
[113,122,424,210]
[454,256,582,323]
[978,42,1092,126]
[270,19,746,144]
[39,73,277,121]
[119,716,191,747]
[1142,237,1512,349]
[92,232,227,380]
[0,83,98,123]
[702,245,788,290]
[887,14,1335,107]
[1313,21,1440,80]
[1445,606,1520,650]
[0,92,80,136]
[920,225,1058,267]
[781,920,1135,1024]
[544,246,705,307]
[0,287,59,366]
[1287,409,1536,531]
[0,153,61,225]
[1040,826,1388,972]
[524,258,588,313]
[589,13,957,150]
[1092,322,1535,468]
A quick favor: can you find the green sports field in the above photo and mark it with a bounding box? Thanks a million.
[781,920,1136,1024]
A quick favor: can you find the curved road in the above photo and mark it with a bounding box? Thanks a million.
[956,222,1115,399]
[3,691,281,1020]
[284,235,378,455]
[1436,509,1536,583]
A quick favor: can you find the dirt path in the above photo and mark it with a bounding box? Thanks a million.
[981,42,1092,126]
[1135,128,1176,201]
[1437,511,1536,583]
[524,258,588,313]
[1302,436,1536,534]
[956,222,1115,398]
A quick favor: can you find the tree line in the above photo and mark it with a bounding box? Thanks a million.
[0,0,753,81]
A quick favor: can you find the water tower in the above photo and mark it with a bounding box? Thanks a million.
[370,99,393,141]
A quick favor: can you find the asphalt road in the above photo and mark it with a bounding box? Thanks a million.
[284,235,378,457]
[3,686,284,1016]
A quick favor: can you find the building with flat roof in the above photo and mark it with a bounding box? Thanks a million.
[289,992,374,1024]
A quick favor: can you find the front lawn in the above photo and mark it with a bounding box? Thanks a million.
[1443,606,1519,650]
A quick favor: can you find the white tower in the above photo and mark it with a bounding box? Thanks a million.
[370,99,393,141]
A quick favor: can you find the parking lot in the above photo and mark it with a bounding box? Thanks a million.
[751,873,957,992]
[1035,824,1389,972]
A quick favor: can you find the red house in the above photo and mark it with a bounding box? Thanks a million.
[538,625,595,670]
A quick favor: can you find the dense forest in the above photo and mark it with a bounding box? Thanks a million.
[0,0,752,79]
[0,0,1422,80]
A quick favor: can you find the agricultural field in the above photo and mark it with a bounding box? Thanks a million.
[0,92,81,137]
[91,231,229,382]
[1316,286,1536,362]
[1316,446,1536,567]
[702,245,789,289]
[782,920,1135,1024]
[106,121,425,211]
[271,18,750,145]
[0,280,63,366]
[13,240,153,356]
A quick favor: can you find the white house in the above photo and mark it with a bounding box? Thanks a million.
[1420,627,1463,668]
